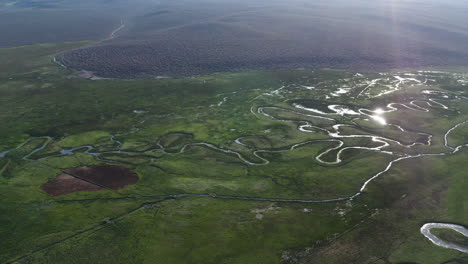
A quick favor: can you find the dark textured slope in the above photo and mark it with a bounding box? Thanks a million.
[57,0,468,77]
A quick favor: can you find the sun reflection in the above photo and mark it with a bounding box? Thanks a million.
[371,115,387,125]
[374,108,385,114]
[367,108,387,125]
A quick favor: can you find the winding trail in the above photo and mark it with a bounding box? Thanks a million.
[51,17,126,70]
[109,19,125,39]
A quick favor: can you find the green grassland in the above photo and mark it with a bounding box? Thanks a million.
[0,43,467,263]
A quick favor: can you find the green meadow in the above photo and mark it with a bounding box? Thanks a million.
[0,42,467,264]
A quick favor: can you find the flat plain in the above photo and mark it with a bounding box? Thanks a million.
[0,40,467,263]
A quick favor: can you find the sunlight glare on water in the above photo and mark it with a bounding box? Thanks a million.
[371,114,387,125]
[374,108,386,115]
[370,108,387,125]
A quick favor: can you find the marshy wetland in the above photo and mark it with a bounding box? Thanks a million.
[1,42,468,263]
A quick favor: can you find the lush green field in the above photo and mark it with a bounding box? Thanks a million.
[0,43,467,264]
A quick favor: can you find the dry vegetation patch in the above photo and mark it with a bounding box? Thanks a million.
[42,165,138,196]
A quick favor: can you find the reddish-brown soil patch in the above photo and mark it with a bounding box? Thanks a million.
[42,174,103,196]
[42,165,138,196]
